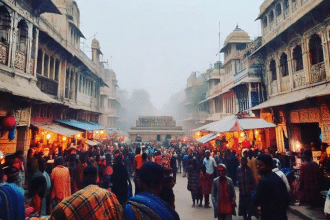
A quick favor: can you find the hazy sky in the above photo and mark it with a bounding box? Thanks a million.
[78,0,264,110]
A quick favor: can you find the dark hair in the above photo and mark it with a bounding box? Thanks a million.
[82,166,97,187]
[139,162,165,189]
[142,153,148,160]
[241,156,248,163]
[54,156,64,166]
[304,150,313,158]
[257,154,273,167]
[136,147,141,155]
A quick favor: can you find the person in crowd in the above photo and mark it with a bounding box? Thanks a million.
[0,164,25,220]
[170,152,178,181]
[73,153,87,193]
[124,162,180,220]
[203,150,217,178]
[272,158,290,193]
[227,150,239,186]
[247,150,260,184]
[134,147,143,195]
[299,149,323,208]
[29,175,47,216]
[111,154,131,205]
[31,158,51,216]
[142,152,148,164]
[253,154,289,220]
[320,142,329,169]
[200,164,213,208]
[177,149,182,173]
[156,151,162,165]
[182,152,189,177]
[103,153,113,190]
[211,164,236,220]
[50,166,124,220]
[187,158,202,207]
[160,175,176,209]
[237,157,256,220]
[50,156,71,206]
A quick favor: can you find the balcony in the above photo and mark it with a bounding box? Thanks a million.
[280,75,290,92]
[15,51,26,71]
[310,62,326,84]
[293,70,306,88]
[36,75,58,97]
[0,42,8,65]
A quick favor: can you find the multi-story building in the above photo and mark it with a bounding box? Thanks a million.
[252,0,330,152]
[181,72,208,131]
[0,0,118,156]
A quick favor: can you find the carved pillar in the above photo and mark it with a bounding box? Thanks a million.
[320,30,330,81]
[266,59,272,97]
[248,82,252,109]
[9,12,18,68]
[25,22,33,74]
[301,37,311,84]
[41,51,45,76]
[287,48,294,91]
[275,58,281,93]
[33,29,39,76]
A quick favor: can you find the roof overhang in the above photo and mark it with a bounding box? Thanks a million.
[31,122,83,136]
[69,21,86,39]
[32,0,61,16]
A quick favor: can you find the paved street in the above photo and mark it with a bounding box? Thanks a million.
[174,172,302,220]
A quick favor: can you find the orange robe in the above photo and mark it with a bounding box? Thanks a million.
[51,165,71,202]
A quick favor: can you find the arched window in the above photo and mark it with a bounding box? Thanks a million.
[270,60,277,81]
[0,6,11,44]
[309,34,324,65]
[269,11,274,23]
[276,4,282,16]
[17,20,28,53]
[284,0,289,10]
[280,53,288,76]
[263,16,268,27]
[293,45,303,71]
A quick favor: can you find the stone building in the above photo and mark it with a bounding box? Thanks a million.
[0,0,118,156]
[128,116,184,142]
[251,0,330,152]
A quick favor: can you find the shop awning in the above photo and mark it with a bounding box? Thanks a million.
[0,71,60,103]
[197,133,218,144]
[85,139,100,146]
[54,119,105,131]
[191,120,222,132]
[251,83,330,110]
[206,115,275,133]
[31,123,83,136]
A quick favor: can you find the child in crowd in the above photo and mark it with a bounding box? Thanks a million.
[200,164,213,208]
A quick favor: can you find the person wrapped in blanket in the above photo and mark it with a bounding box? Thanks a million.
[124,162,180,220]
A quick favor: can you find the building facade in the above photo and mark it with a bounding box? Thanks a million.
[0,0,118,157]
[252,0,330,152]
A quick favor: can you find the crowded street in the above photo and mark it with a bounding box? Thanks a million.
[2,0,330,219]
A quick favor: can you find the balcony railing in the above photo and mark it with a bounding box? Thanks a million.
[280,75,290,92]
[37,76,58,97]
[0,42,8,65]
[293,70,306,88]
[310,62,326,84]
[15,51,26,71]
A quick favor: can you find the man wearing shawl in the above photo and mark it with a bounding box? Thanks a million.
[124,162,180,220]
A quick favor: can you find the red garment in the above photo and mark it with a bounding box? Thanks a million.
[299,161,323,204]
[218,178,232,215]
[156,156,162,165]
[200,172,213,195]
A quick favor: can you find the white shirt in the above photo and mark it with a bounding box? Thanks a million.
[272,168,291,192]
[203,157,217,175]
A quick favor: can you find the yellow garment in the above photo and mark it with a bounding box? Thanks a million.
[248,157,260,184]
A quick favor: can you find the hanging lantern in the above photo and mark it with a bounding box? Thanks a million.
[2,116,16,130]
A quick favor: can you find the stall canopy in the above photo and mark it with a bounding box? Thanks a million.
[205,115,276,133]
[197,133,218,143]
[85,139,100,146]
[31,123,83,136]
[54,119,105,131]
[191,120,223,132]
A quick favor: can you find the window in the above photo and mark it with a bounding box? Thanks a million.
[309,34,324,65]
[0,6,10,44]
[263,16,268,27]
[293,46,303,71]
[17,20,28,53]
[284,0,289,10]
[36,49,42,75]
[55,59,60,81]
[49,56,55,79]
[276,4,282,16]
[270,60,277,81]
[269,11,274,23]
[280,53,288,77]
[43,54,49,77]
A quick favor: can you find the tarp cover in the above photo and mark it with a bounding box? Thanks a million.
[55,119,105,131]
[32,123,83,136]
[205,115,276,133]
[197,133,218,143]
